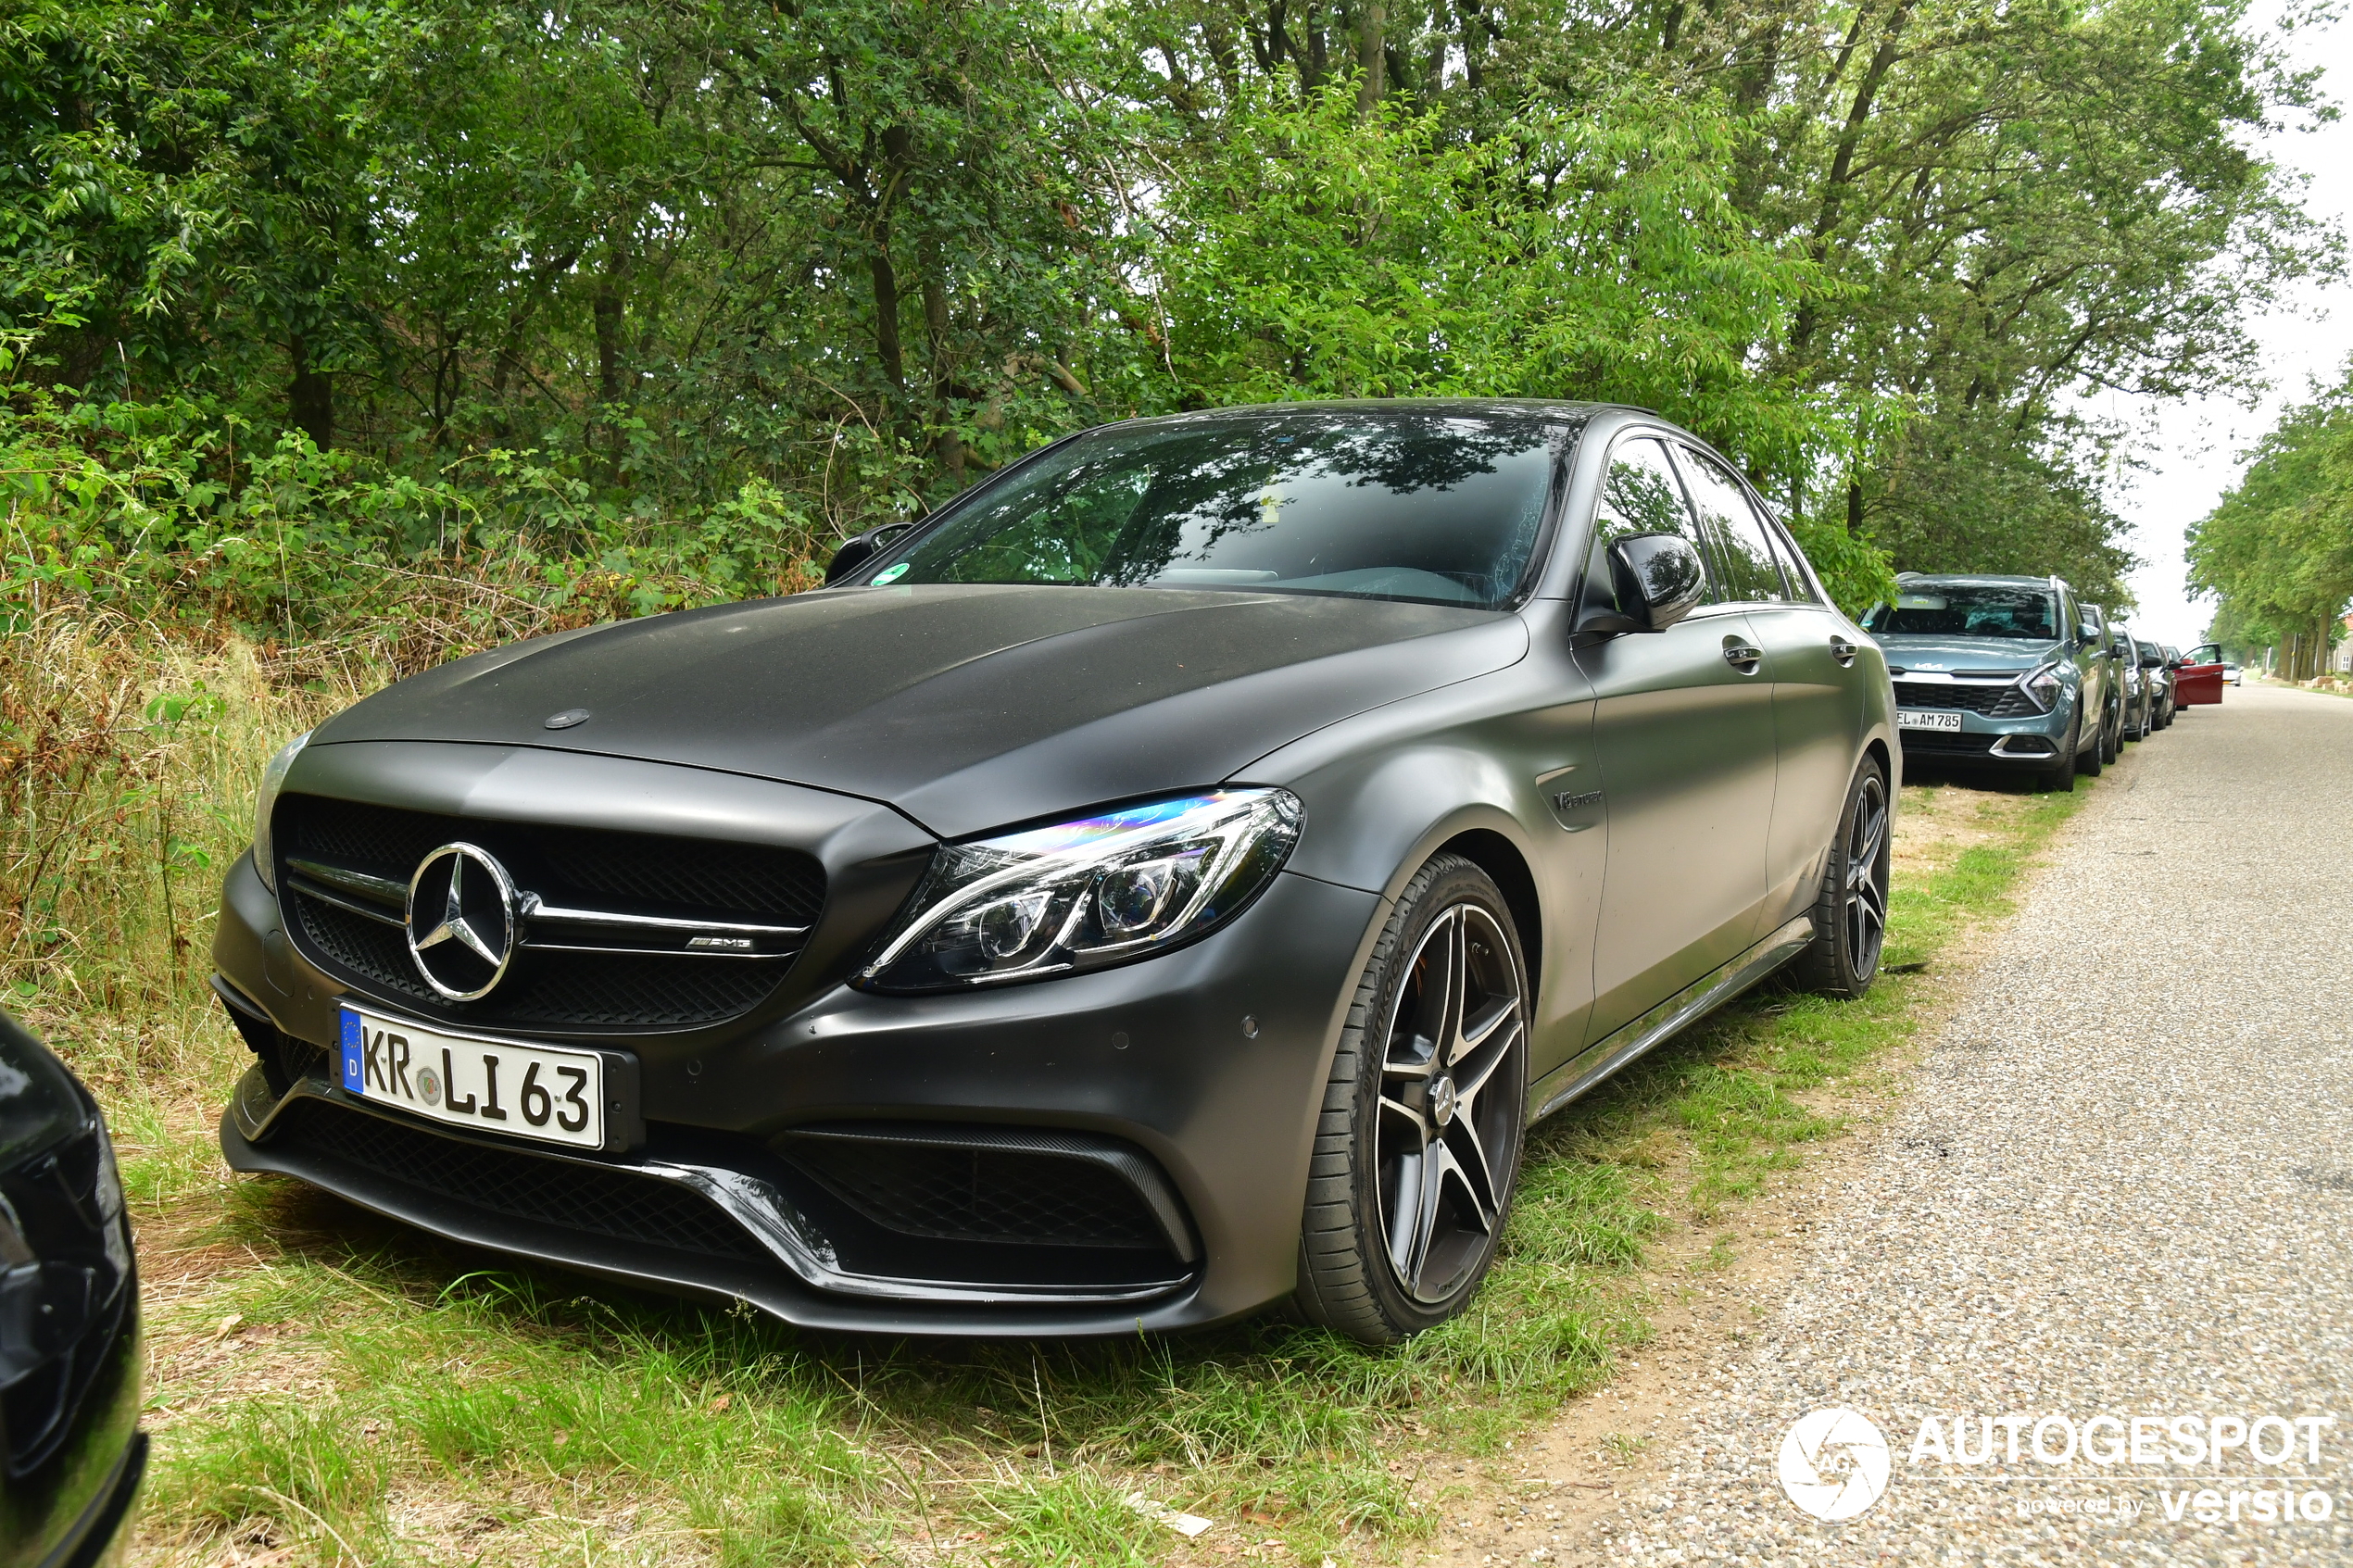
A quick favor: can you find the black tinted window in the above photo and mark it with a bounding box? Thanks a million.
[867,413,1568,609]
[1590,436,1716,605]
[1862,585,2059,639]
[1679,447,1785,602]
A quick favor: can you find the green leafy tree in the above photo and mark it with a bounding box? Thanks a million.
[2189,365,2353,679]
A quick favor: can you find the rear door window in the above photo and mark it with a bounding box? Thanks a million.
[1676,447,1787,603]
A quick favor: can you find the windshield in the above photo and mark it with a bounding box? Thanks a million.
[1862,585,2058,640]
[861,412,1571,609]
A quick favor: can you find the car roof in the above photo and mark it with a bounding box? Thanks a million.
[1112,398,1623,433]
[1891,573,2057,588]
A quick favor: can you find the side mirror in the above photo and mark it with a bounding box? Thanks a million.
[824,523,913,586]
[1589,533,1706,633]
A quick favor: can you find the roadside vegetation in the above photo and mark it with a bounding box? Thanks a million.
[2189,363,2353,679]
[6,0,2340,637]
[1,607,2095,1566]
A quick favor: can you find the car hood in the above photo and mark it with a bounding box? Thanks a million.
[1871,633,2067,674]
[315,584,1529,838]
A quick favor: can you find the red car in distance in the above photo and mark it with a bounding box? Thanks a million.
[2175,643,2226,707]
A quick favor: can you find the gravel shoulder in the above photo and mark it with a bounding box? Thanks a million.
[1423,684,2353,1565]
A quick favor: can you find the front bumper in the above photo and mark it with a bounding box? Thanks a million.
[215,842,1384,1336]
[1894,694,2076,766]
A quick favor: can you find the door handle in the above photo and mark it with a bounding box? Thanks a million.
[1723,643,1765,673]
[1830,636,1857,667]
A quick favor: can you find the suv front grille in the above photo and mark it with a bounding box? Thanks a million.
[1892,680,2040,718]
[275,796,824,1033]
[270,1098,766,1264]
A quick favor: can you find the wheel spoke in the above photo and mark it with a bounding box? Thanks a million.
[1401,1138,1448,1290]
[1450,1017,1520,1109]
[1459,994,1516,1052]
[1394,909,1456,1072]
[1439,911,1470,1066]
[1441,1115,1503,1222]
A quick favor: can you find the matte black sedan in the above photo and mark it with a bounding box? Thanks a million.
[212,402,1895,1342]
[2,1012,145,1568]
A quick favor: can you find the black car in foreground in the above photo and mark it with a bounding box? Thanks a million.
[2,1012,144,1568]
[212,401,1894,1342]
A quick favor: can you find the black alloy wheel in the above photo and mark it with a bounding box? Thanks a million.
[1293,855,1529,1343]
[1794,758,1891,999]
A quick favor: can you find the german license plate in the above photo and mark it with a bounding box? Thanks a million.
[1896,709,1964,733]
[338,1006,603,1149]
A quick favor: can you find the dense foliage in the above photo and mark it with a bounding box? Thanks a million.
[3,0,2334,634]
[2188,362,2353,675]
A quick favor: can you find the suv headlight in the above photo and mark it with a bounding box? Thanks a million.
[2021,661,2065,714]
[860,789,1304,992]
[251,730,311,893]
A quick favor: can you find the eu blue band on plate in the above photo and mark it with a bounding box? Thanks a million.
[339,1010,366,1092]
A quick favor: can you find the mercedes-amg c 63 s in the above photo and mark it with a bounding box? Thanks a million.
[212,402,1895,1343]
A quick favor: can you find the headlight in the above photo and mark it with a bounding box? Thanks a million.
[860,789,1304,992]
[251,730,312,893]
[2022,662,2065,713]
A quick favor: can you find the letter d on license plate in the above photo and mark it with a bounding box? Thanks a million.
[339,1007,605,1150]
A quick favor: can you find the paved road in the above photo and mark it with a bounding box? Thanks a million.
[1584,683,2353,1564]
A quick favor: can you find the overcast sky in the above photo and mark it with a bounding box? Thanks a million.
[2094,8,2352,648]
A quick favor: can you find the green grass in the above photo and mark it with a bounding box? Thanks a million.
[6,621,2097,1565]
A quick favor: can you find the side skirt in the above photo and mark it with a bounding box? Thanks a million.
[1526,915,1816,1123]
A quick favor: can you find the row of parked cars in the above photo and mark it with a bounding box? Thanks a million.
[1857,572,2230,789]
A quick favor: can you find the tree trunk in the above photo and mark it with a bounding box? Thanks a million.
[921,250,963,485]
[1846,476,1865,536]
[288,333,333,451]
[1788,0,1915,367]
[1457,0,1486,90]
[1356,3,1386,115]
[871,126,915,399]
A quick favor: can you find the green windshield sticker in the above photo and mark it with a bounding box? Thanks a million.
[870,561,911,585]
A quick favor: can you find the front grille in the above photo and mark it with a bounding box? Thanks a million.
[1892,680,2040,718]
[779,1132,1173,1250]
[291,892,783,1028]
[280,797,826,926]
[275,795,824,1032]
[270,1098,765,1263]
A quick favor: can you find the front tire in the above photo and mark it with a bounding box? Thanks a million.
[2038,718,2079,793]
[2099,705,2120,764]
[1293,855,1529,1344]
[1793,758,1891,999]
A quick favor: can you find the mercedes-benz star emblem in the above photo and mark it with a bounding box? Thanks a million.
[405,843,519,1000]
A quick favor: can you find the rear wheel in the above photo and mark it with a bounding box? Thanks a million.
[2078,706,2104,776]
[1793,758,1891,999]
[1293,856,1529,1344]
[2099,704,2121,764]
